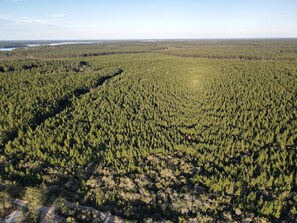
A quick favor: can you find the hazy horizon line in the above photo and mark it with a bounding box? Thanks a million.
[1,37,297,42]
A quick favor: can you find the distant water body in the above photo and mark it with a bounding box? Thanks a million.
[0,47,18,51]
[0,41,96,51]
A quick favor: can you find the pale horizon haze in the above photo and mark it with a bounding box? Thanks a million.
[0,0,296,40]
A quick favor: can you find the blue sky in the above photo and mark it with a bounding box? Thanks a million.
[0,0,296,40]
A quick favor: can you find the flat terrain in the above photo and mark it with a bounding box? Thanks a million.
[0,40,297,222]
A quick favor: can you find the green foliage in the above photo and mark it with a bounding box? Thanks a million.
[0,40,297,222]
[0,191,13,217]
[22,187,43,222]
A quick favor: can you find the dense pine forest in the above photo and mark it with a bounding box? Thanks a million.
[0,40,297,222]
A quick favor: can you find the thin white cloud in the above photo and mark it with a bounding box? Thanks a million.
[0,14,51,25]
[0,15,8,20]
[51,13,68,18]
[0,13,79,40]
[16,17,50,25]
[0,12,69,25]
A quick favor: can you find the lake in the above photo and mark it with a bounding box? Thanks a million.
[0,47,18,51]
[0,41,97,51]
